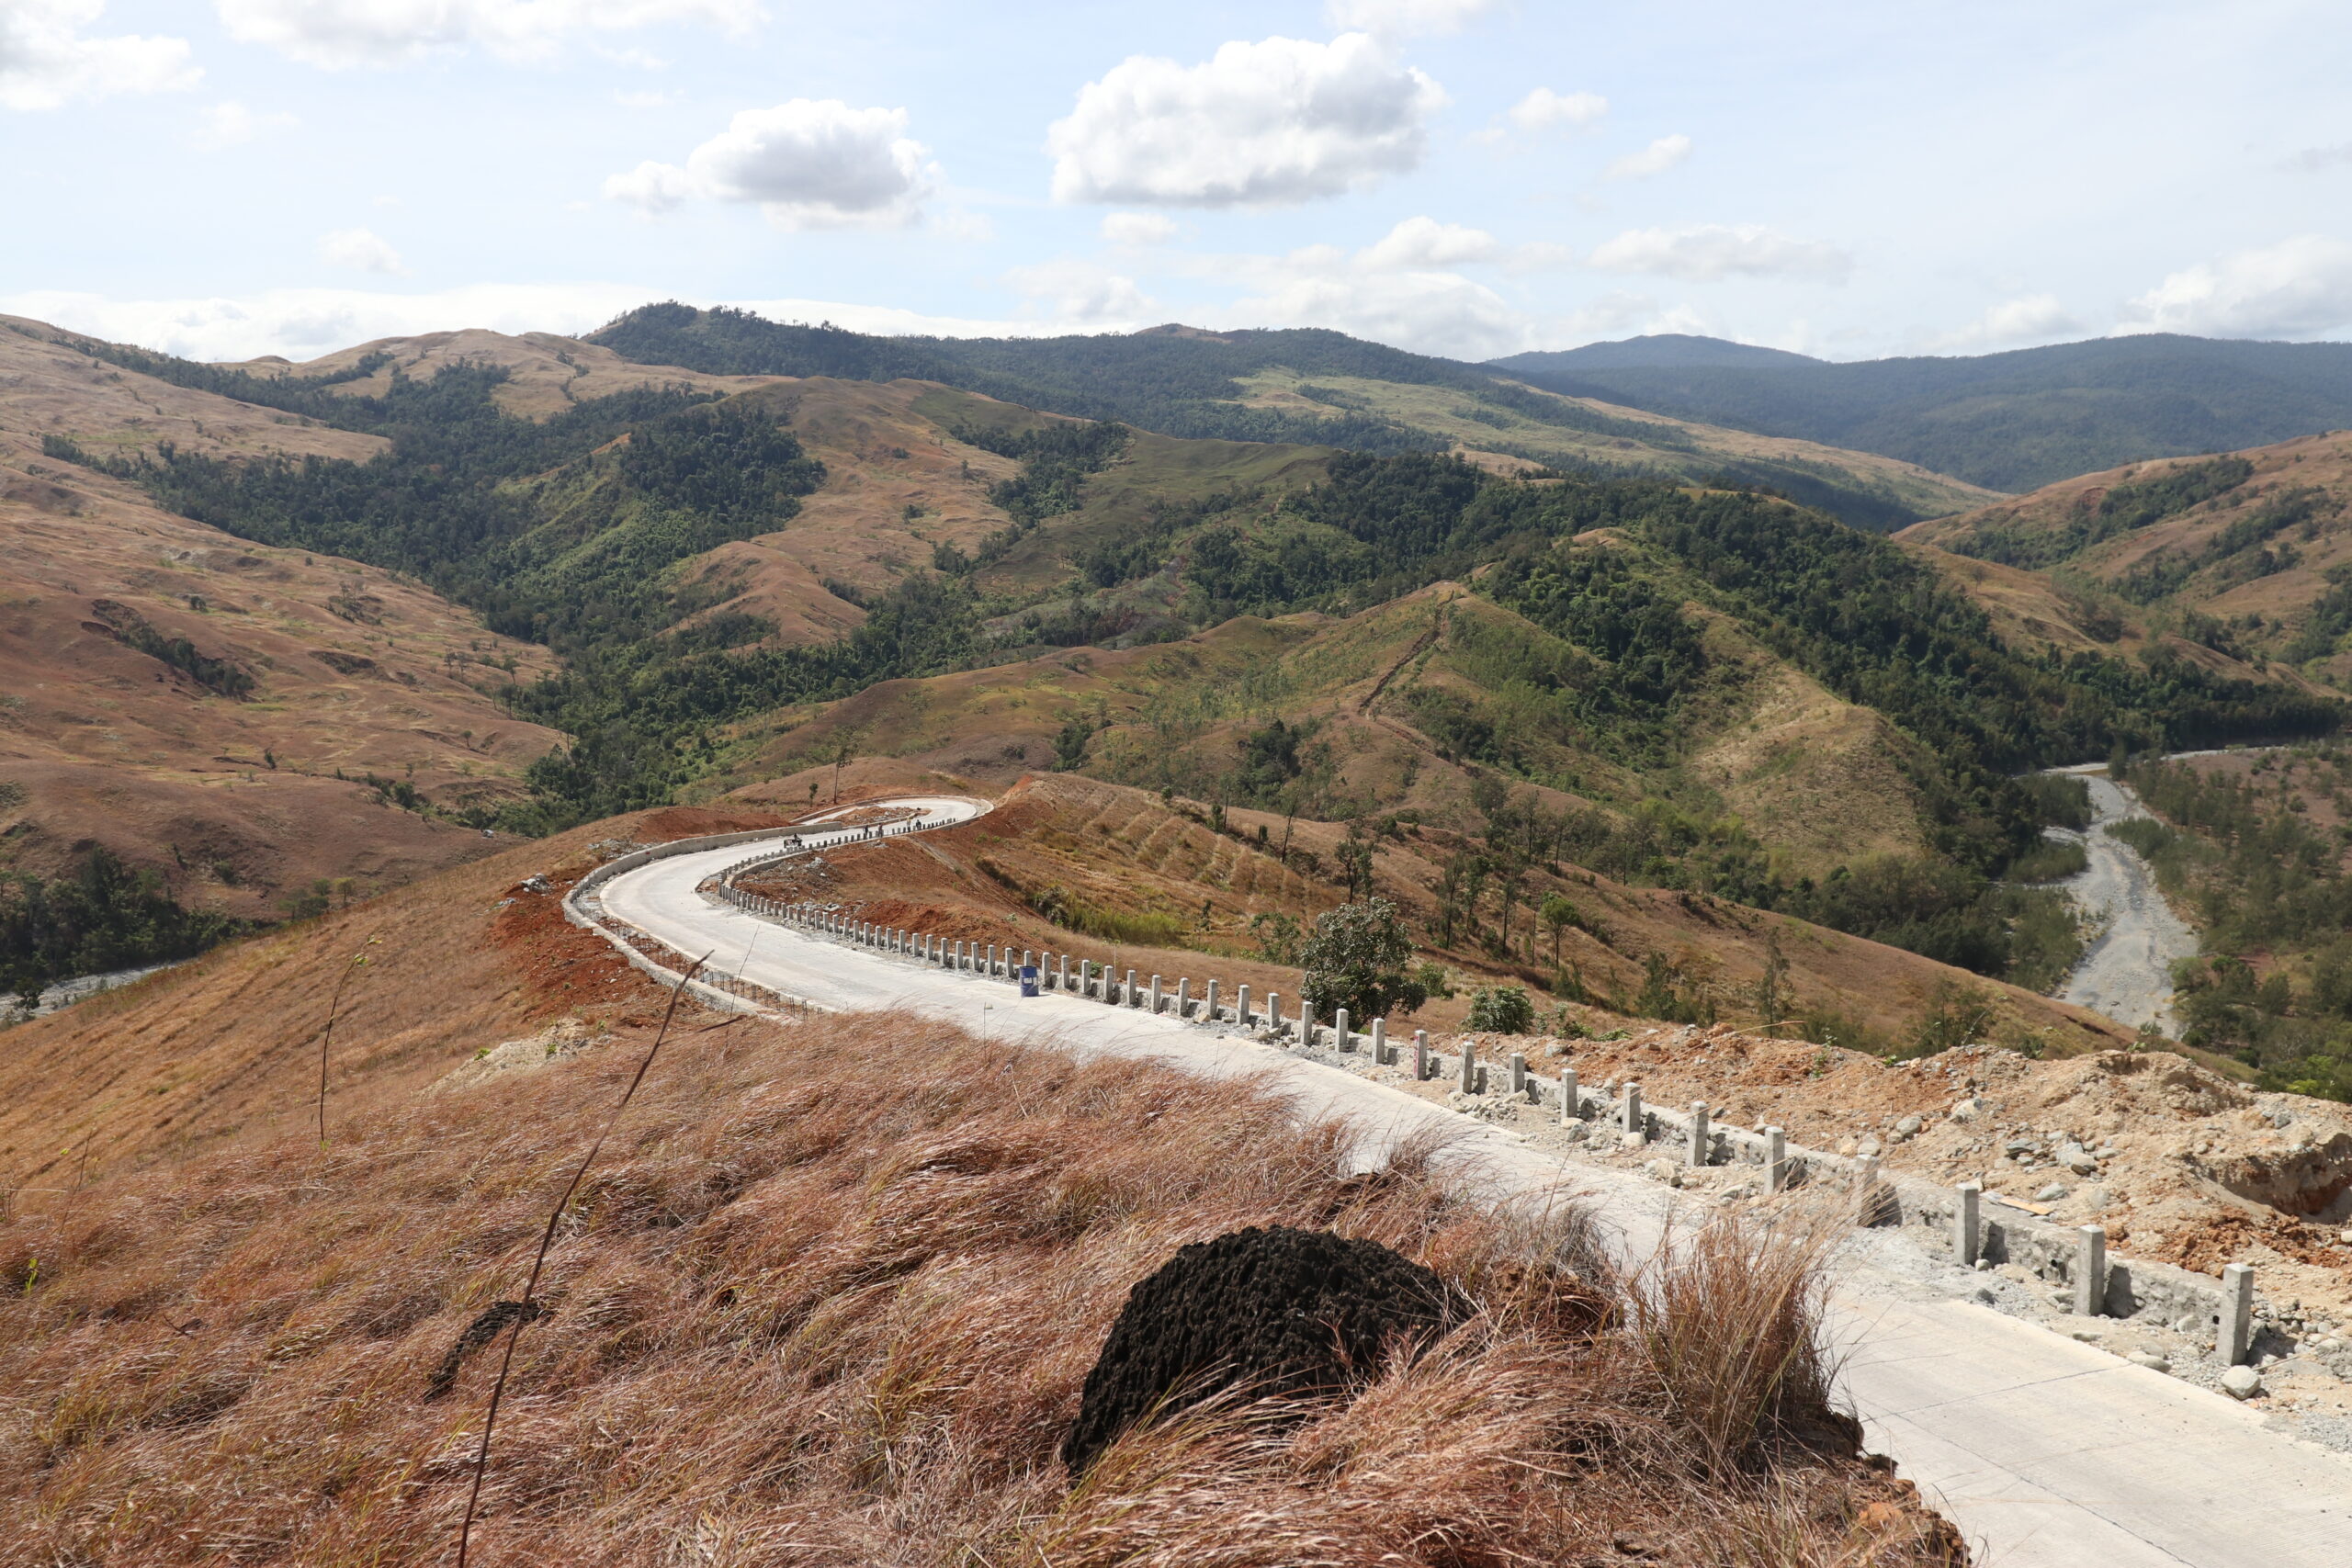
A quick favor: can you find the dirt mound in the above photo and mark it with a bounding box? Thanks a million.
[1062,1225,1466,1473]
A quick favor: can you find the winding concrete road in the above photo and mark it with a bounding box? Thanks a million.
[2051,767,2201,1036]
[586,801,2352,1567]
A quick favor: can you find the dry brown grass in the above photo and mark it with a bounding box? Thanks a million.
[0,1009,1961,1566]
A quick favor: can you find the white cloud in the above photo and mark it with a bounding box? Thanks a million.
[605,99,933,228]
[1324,0,1492,37]
[1508,86,1606,134]
[1101,211,1178,246]
[1924,293,2080,352]
[2118,236,2352,339]
[0,284,1100,364]
[1589,223,1851,282]
[2284,144,2352,174]
[1360,215,1496,269]
[613,88,669,108]
[1004,259,1152,324]
[213,0,761,68]
[193,99,296,149]
[1603,132,1691,181]
[317,227,406,274]
[1227,265,1531,359]
[1047,33,1445,208]
[0,0,196,111]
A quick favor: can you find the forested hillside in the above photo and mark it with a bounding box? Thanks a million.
[1901,431,2352,687]
[31,319,2343,1023]
[1496,333,2352,492]
[589,304,1997,528]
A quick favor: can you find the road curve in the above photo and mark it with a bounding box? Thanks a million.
[584,802,2352,1568]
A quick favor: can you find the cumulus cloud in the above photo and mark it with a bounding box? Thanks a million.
[193,98,296,148]
[1192,218,1527,357]
[1227,266,1529,359]
[2283,144,2352,173]
[1603,132,1691,181]
[317,227,406,274]
[1047,33,1445,208]
[1101,211,1178,246]
[1360,215,1496,269]
[1924,294,2080,352]
[1589,223,1850,282]
[1508,86,1606,133]
[0,0,197,111]
[605,99,933,228]
[214,0,760,67]
[2119,235,2352,339]
[1324,0,1492,37]
[1004,259,1152,324]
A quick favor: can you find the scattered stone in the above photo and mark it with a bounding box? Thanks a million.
[1061,1226,1467,1473]
[1950,1098,1986,1122]
[1858,1137,1883,1157]
[1645,1159,1683,1188]
[1838,1139,1860,1157]
[2036,1183,2070,1203]
[2057,1143,2100,1174]
[1620,1131,1647,1150]
[1973,1287,1997,1304]
[1894,1114,1924,1138]
[519,874,552,895]
[2176,1314,2204,1334]
[2127,1351,2172,1373]
[2222,1365,2264,1400]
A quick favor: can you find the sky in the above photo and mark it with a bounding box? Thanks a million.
[4,0,2351,365]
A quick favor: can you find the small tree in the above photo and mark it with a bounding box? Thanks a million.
[1539,893,1579,966]
[1298,898,1427,1023]
[1465,985,1534,1034]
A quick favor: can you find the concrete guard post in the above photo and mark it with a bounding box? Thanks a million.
[2077,1225,2108,1316]
[1176,976,1191,1018]
[2221,1263,2256,1365]
[1204,978,1220,1022]
[1458,1038,1477,1094]
[1335,1007,1351,1052]
[1509,1052,1528,1098]
[1558,1066,1578,1125]
[1413,1029,1430,1080]
[1236,984,1252,1029]
[1622,1081,1644,1138]
[1955,1180,1982,1265]
[1765,1126,1788,1191]
[1265,991,1281,1037]
[1370,1017,1386,1063]
[1150,975,1162,1015]
[1688,1100,1710,1167]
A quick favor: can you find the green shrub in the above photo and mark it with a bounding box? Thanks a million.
[1465,985,1534,1034]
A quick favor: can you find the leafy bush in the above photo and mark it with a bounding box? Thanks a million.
[1298,898,1428,1022]
[1465,984,1535,1034]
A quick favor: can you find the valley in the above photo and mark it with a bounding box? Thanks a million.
[10,303,2352,1565]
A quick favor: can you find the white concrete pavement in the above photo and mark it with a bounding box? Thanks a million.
[588,802,2352,1567]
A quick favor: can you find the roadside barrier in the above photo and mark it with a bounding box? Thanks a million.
[579,803,2271,1369]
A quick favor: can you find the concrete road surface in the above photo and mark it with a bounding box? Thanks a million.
[591,803,2352,1567]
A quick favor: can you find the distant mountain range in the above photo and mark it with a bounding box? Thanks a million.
[1491,333,2352,492]
[590,305,1997,528]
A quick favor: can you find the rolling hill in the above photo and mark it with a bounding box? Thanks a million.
[1898,430,2352,684]
[1495,333,2352,493]
[0,317,571,955]
[588,304,1999,528]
